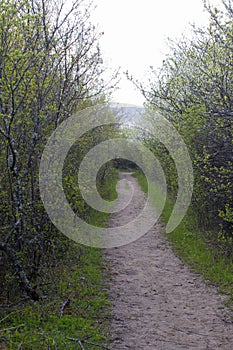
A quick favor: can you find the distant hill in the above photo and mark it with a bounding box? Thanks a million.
[110,104,145,124]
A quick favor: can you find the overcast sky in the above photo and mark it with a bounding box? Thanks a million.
[92,0,221,106]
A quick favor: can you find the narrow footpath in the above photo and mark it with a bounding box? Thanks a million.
[104,172,233,350]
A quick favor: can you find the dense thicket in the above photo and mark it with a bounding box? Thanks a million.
[0,0,115,300]
[138,0,233,244]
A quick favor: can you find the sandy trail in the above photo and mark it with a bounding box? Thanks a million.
[103,172,233,350]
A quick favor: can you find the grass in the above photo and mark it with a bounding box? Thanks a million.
[0,247,110,349]
[133,168,233,309]
[0,169,119,349]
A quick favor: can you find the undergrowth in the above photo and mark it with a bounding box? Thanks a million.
[0,169,118,349]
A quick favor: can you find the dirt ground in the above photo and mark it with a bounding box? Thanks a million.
[103,172,233,350]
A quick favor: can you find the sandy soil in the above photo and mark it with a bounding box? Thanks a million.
[103,172,233,350]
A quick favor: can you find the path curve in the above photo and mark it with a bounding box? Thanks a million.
[104,172,233,349]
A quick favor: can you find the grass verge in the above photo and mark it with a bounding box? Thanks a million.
[133,169,233,310]
[0,247,110,349]
[0,169,118,349]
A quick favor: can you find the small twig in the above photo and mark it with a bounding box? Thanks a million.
[0,310,21,324]
[68,337,85,349]
[82,340,111,349]
[0,324,24,333]
[0,297,30,308]
[59,298,70,316]
[68,337,111,350]
[78,339,85,350]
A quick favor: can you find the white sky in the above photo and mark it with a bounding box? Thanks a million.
[92,0,221,106]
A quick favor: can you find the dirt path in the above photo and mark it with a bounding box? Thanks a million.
[103,172,233,350]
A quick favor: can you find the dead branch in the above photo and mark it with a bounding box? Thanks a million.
[0,324,24,333]
[59,298,70,316]
[0,243,39,301]
[68,337,86,349]
[68,337,111,350]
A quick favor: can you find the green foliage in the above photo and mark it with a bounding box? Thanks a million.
[0,245,110,349]
[132,168,148,193]
[0,167,118,349]
[138,0,233,242]
[0,0,116,299]
[62,125,119,224]
[0,0,118,346]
